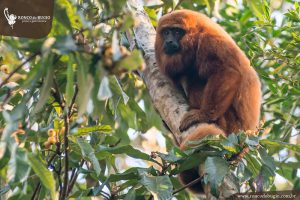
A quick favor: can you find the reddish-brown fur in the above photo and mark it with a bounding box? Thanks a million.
[155,10,261,194]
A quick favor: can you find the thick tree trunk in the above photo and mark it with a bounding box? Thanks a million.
[128,0,238,199]
[127,0,200,145]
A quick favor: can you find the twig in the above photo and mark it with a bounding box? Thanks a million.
[74,13,125,36]
[68,84,79,117]
[67,160,85,195]
[173,0,185,10]
[31,182,41,200]
[172,175,203,195]
[228,146,250,163]
[0,52,40,88]
[0,89,11,110]
[60,113,70,199]
[53,78,65,110]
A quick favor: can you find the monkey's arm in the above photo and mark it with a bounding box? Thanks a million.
[179,68,241,132]
[201,68,241,119]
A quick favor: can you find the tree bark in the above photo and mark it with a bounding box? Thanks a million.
[127,0,238,199]
[127,0,200,145]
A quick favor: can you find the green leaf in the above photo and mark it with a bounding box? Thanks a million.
[203,0,215,14]
[244,154,261,177]
[76,55,94,116]
[65,58,75,107]
[97,145,156,163]
[260,165,275,189]
[33,55,54,114]
[28,153,56,199]
[53,35,77,54]
[260,139,300,152]
[246,0,264,19]
[109,167,156,182]
[156,151,182,163]
[7,148,31,182]
[204,157,229,197]
[124,187,136,200]
[77,138,101,175]
[245,136,259,147]
[72,125,112,137]
[115,50,144,71]
[258,147,276,171]
[97,76,113,101]
[237,162,252,182]
[140,175,173,200]
[221,134,239,153]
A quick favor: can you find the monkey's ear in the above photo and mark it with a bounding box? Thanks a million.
[180,123,225,150]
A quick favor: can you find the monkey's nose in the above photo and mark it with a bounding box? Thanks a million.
[167,41,179,50]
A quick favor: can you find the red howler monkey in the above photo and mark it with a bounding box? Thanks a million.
[155,10,261,193]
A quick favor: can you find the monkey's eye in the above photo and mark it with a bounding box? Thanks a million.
[162,30,169,36]
[174,29,184,36]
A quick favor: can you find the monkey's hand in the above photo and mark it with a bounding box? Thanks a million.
[179,109,209,132]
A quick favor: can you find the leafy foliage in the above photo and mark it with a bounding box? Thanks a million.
[0,0,299,199]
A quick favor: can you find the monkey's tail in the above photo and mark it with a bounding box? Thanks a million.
[180,123,225,150]
[179,123,225,194]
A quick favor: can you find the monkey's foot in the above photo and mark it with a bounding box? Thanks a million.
[179,110,207,132]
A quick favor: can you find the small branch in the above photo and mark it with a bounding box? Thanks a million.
[172,176,203,195]
[174,0,185,10]
[68,84,79,117]
[0,89,11,110]
[0,52,40,88]
[31,182,41,200]
[228,146,250,164]
[67,160,85,195]
[53,78,65,110]
[74,13,125,36]
[60,113,70,199]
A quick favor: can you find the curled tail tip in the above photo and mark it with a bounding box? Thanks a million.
[180,123,225,150]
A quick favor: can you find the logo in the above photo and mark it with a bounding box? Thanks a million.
[0,0,54,38]
[3,8,16,29]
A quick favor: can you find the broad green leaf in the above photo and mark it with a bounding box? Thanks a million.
[258,147,276,171]
[72,125,112,137]
[140,175,173,200]
[260,139,300,152]
[156,151,182,163]
[53,35,77,54]
[76,55,94,116]
[97,145,156,163]
[97,76,113,101]
[244,154,261,177]
[124,187,136,200]
[260,165,275,189]
[221,134,239,153]
[203,0,215,14]
[237,162,252,182]
[109,167,155,182]
[115,50,144,71]
[77,138,101,176]
[246,0,264,19]
[28,154,56,199]
[7,148,30,183]
[109,76,129,104]
[204,157,229,197]
[33,55,54,114]
[245,136,259,147]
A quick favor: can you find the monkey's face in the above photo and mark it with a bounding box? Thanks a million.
[160,27,186,55]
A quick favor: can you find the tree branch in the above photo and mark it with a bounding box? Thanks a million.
[0,52,40,88]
